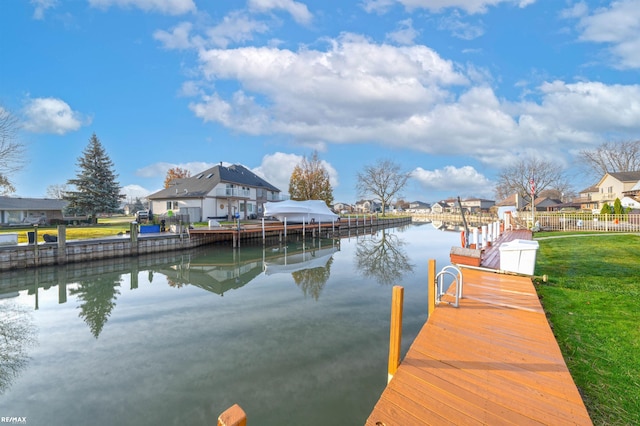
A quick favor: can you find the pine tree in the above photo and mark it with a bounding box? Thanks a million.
[64,133,124,217]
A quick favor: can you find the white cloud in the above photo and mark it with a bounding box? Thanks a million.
[385,0,536,14]
[122,184,153,200]
[88,0,196,15]
[252,152,339,194]
[386,19,420,45]
[190,34,468,139]
[22,97,88,135]
[248,0,313,25]
[154,22,194,50]
[205,11,270,48]
[571,0,640,69]
[182,31,640,168]
[438,11,485,40]
[361,0,396,14]
[31,0,58,20]
[517,81,640,139]
[412,165,494,198]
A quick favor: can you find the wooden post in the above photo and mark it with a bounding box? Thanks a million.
[57,224,67,265]
[218,404,247,426]
[428,259,436,318]
[388,285,404,383]
[33,225,39,265]
[261,218,265,245]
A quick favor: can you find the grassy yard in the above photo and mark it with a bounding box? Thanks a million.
[2,216,135,243]
[534,233,640,425]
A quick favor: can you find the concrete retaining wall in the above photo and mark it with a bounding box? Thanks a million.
[0,217,412,271]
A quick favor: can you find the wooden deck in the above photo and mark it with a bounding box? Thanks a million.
[366,264,592,424]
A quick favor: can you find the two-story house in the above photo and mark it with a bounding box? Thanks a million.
[593,171,640,208]
[354,199,381,213]
[147,163,282,221]
[460,198,495,213]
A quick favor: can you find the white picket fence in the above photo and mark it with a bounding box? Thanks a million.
[527,213,640,233]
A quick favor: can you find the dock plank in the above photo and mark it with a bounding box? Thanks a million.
[366,267,592,426]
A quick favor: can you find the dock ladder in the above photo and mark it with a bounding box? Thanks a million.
[436,265,463,308]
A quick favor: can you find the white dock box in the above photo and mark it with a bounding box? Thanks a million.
[499,239,539,275]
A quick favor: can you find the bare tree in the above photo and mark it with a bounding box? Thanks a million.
[0,107,25,194]
[495,157,571,204]
[578,140,640,178]
[46,183,68,199]
[356,159,410,215]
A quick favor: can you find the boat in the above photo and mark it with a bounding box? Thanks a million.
[264,200,339,224]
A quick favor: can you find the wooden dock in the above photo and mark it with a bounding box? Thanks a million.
[366,232,592,425]
[188,217,411,247]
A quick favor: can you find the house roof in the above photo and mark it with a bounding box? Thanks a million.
[579,184,599,194]
[0,196,68,211]
[148,164,280,200]
[607,171,640,182]
[596,171,640,187]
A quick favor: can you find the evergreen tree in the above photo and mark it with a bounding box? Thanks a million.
[600,203,612,214]
[132,197,145,212]
[613,198,625,215]
[64,133,124,217]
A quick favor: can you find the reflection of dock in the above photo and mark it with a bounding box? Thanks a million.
[264,246,339,275]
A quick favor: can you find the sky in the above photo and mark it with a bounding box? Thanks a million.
[2,0,640,205]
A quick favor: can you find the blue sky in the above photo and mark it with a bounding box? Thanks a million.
[2,0,640,205]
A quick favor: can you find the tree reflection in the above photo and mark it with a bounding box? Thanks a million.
[0,301,37,394]
[355,228,414,285]
[292,257,333,300]
[69,274,122,338]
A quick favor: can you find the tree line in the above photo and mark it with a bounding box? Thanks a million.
[2,104,640,214]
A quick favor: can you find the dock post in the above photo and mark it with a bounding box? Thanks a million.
[388,285,404,383]
[217,404,247,426]
[481,225,488,248]
[428,259,436,317]
[284,217,287,240]
[262,218,265,245]
[57,224,67,265]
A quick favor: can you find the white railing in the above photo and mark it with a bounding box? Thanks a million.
[533,213,640,232]
[215,188,250,198]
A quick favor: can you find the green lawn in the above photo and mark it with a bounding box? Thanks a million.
[534,234,640,425]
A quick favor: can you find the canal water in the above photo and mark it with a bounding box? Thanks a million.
[0,223,458,426]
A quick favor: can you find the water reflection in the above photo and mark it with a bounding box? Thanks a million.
[265,243,339,300]
[0,224,461,426]
[0,238,339,335]
[355,228,414,285]
[0,300,36,394]
[69,275,122,338]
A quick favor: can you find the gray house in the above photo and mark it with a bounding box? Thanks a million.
[0,196,68,225]
[147,163,283,221]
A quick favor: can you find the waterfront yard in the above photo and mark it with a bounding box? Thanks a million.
[534,233,640,425]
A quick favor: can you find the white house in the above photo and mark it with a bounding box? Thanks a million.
[593,171,640,207]
[147,163,283,222]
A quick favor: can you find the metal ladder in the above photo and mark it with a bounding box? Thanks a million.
[435,265,463,308]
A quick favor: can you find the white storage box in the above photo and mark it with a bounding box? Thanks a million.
[499,239,539,275]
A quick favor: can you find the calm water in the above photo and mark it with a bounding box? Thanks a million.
[0,224,458,426]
